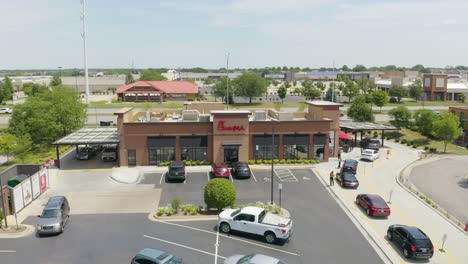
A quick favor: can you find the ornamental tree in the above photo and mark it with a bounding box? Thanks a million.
[432,112,463,153]
[204,178,236,210]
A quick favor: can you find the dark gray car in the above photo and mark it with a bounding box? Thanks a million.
[231,162,251,179]
[36,196,70,236]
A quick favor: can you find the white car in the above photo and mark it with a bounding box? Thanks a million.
[218,206,292,244]
[0,108,12,114]
[361,149,380,161]
[224,254,286,264]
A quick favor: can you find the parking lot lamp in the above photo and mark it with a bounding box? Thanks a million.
[271,119,277,205]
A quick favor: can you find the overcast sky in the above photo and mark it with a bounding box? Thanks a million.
[1,0,467,70]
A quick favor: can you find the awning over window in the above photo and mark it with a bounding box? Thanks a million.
[339,131,353,140]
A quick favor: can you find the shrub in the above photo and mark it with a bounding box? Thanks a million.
[186,161,192,166]
[204,178,237,210]
[171,197,181,212]
[400,139,407,144]
[156,208,165,216]
[429,147,437,152]
[279,159,286,164]
[424,146,429,151]
[394,138,400,143]
[410,126,418,132]
[373,131,379,138]
[273,159,280,163]
[389,97,398,103]
[248,160,255,165]
[412,145,417,148]
[273,206,281,214]
[304,159,311,164]
[255,159,262,164]
[165,207,175,216]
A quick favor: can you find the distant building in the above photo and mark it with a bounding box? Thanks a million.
[116,81,199,102]
[162,70,243,82]
[61,75,126,92]
[0,76,53,88]
[449,106,468,147]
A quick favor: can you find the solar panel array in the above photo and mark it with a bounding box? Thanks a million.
[52,127,119,145]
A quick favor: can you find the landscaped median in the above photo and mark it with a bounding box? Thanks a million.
[0,224,35,238]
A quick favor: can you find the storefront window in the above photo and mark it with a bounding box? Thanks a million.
[253,135,279,160]
[313,134,326,160]
[283,135,309,159]
[128,149,136,166]
[180,136,208,161]
[148,136,176,165]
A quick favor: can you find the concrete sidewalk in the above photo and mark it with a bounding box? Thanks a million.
[313,142,467,264]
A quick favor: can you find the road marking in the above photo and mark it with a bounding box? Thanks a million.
[229,172,234,183]
[143,235,226,260]
[206,171,210,182]
[159,172,165,185]
[0,250,16,253]
[154,220,300,257]
[274,168,298,182]
[263,177,271,182]
[250,170,258,182]
[184,172,188,184]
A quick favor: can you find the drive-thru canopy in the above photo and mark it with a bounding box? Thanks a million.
[339,121,399,147]
[51,127,119,168]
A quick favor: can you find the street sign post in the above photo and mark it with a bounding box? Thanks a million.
[278,184,283,208]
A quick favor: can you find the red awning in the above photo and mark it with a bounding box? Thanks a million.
[339,131,353,140]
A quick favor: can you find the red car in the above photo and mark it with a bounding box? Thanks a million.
[211,163,230,179]
[356,194,391,217]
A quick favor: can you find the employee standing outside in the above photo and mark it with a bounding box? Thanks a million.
[329,170,335,186]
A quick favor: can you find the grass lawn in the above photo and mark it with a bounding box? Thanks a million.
[0,146,72,171]
[385,128,468,155]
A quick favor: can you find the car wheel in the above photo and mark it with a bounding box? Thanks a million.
[264,232,276,244]
[366,209,371,216]
[220,222,231,233]
[403,249,409,258]
[387,230,393,241]
[59,224,64,233]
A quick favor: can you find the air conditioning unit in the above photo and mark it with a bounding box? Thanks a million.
[199,114,210,122]
[278,112,293,121]
[182,110,200,121]
[254,110,267,121]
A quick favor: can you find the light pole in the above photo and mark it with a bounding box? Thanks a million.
[270,119,277,205]
[80,0,90,104]
[226,52,230,109]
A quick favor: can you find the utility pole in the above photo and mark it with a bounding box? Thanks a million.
[80,0,90,104]
[271,120,276,205]
[226,52,230,109]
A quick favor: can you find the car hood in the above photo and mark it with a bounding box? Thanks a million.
[218,209,236,219]
[37,217,60,226]
[223,254,244,264]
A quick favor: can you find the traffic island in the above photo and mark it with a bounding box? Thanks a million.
[0,225,35,238]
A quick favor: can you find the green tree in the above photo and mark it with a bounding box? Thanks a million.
[388,85,408,102]
[212,77,234,104]
[409,79,423,100]
[371,90,389,112]
[50,75,62,86]
[315,81,326,91]
[0,133,17,164]
[204,78,215,85]
[347,95,374,122]
[342,81,360,102]
[139,69,167,81]
[233,73,267,103]
[13,133,32,163]
[125,72,135,84]
[389,106,412,128]
[352,65,367,72]
[204,178,236,210]
[413,110,438,137]
[277,85,287,103]
[22,83,49,96]
[355,78,370,93]
[432,112,463,153]
[325,87,336,102]
[300,80,321,100]
[341,65,350,71]
[2,76,14,101]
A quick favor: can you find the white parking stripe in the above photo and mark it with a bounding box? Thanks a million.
[143,235,226,260]
[0,250,16,253]
[184,172,188,184]
[250,170,258,182]
[154,220,300,256]
[159,172,165,185]
[206,171,210,182]
[274,168,298,182]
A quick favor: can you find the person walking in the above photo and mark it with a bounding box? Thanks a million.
[329,170,335,186]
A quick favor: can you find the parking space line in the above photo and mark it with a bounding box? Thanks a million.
[274,168,298,182]
[143,234,226,260]
[159,172,165,185]
[154,220,300,257]
[229,173,234,182]
[250,170,257,182]
[184,172,188,184]
[0,250,16,253]
[206,171,210,182]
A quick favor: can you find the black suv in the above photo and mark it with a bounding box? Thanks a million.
[340,159,358,175]
[360,137,381,150]
[231,162,251,179]
[166,161,186,182]
[387,225,434,260]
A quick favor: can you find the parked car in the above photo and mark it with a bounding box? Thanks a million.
[356,194,390,217]
[211,163,230,179]
[387,225,434,260]
[76,146,97,160]
[340,159,358,174]
[335,172,359,188]
[131,248,184,264]
[101,144,118,161]
[231,162,251,179]
[360,137,381,150]
[36,196,70,236]
[361,149,380,161]
[224,254,286,264]
[0,108,12,114]
[218,206,292,244]
[166,161,186,182]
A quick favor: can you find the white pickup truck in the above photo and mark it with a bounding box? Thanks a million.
[218,206,292,244]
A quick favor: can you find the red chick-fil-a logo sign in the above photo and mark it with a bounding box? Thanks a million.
[217,120,245,132]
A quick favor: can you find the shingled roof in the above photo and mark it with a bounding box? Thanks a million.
[116,81,199,94]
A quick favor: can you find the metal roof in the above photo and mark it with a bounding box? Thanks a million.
[52,127,119,145]
[340,121,399,131]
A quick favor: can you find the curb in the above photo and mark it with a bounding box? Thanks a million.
[311,168,395,264]
[0,225,35,239]
[148,213,218,222]
[397,159,468,236]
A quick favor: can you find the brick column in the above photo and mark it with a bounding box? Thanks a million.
[278,134,284,159]
[175,136,181,161]
[308,134,314,160]
[323,134,330,161]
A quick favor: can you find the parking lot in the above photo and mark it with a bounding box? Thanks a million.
[142,168,385,264]
[58,148,118,170]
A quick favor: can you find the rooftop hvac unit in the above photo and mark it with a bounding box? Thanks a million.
[182,110,200,121]
[254,110,267,121]
[278,112,293,121]
[199,114,210,122]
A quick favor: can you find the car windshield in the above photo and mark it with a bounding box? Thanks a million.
[41,209,60,218]
[167,256,184,264]
[230,209,241,217]
[238,255,254,264]
[217,168,227,172]
[343,174,356,180]
[371,199,387,207]
[363,150,373,155]
[237,165,248,170]
[170,167,184,173]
